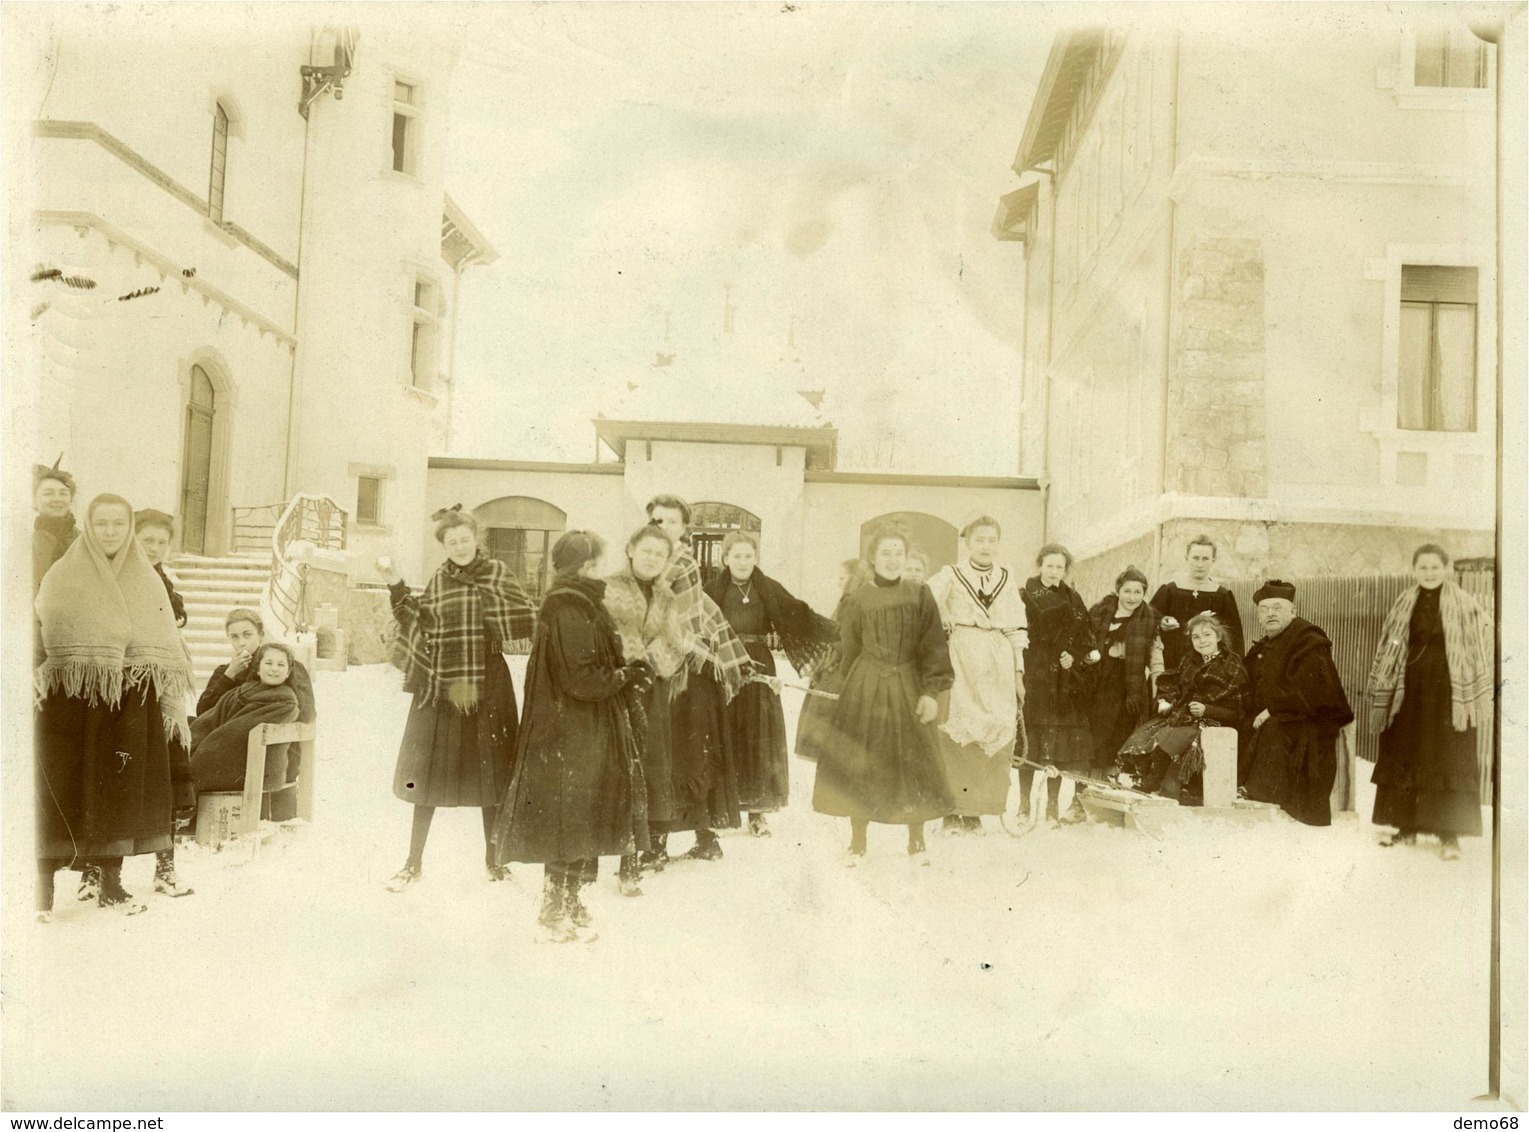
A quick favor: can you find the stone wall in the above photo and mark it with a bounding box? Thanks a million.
[1070,531,1158,603]
[1170,237,1268,498]
[1159,518,1494,582]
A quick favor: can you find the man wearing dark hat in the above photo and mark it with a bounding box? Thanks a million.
[1240,580,1355,826]
[32,459,78,591]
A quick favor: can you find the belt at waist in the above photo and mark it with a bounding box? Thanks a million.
[738,633,772,645]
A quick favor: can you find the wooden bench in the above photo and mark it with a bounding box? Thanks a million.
[195,721,316,849]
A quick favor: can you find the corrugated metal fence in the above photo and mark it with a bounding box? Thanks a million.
[1223,570,1496,804]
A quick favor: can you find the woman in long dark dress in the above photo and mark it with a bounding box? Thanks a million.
[812,524,954,861]
[1116,612,1246,802]
[1019,543,1099,825]
[1367,543,1493,859]
[704,531,837,836]
[794,559,868,763]
[1087,566,1163,776]
[493,532,654,942]
[647,495,756,861]
[1149,534,1244,695]
[604,525,688,890]
[35,494,193,916]
[378,508,536,890]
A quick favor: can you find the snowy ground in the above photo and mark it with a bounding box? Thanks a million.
[3,661,1495,1111]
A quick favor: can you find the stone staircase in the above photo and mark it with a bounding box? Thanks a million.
[170,553,270,696]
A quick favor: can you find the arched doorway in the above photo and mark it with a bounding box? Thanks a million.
[473,496,567,599]
[179,364,217,555]
[859,511,959,576]
[690,501,761,585]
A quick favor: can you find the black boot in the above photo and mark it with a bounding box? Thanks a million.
[1045,777,1062,824]
[639,832,670,873]
[618,854,643,897]
[907,822,929,863]
[154,848,194,897]
[36,862,57,920]
[847,818,868,861]
[685,829,723,861]
[748,813,772,837]
[77,862,102,902]
[98,860,146,914]
[538,873,575,942]
[1380,828,1418,848]
[1017,769,1035,820]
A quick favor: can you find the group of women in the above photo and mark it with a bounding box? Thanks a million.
[33,458,1496,930]
[31,464,310,917]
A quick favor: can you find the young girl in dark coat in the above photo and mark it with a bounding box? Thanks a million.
[1020,543,1100,825]
[703,531,837,836]
[812,524,954,861]
[493,532,654,942]
[1117,612,1247,802]
[188,642,302,792]
[1087,566,1163,776]
[378,508,537,890]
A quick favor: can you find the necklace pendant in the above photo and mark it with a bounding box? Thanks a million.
[742,595,750,604]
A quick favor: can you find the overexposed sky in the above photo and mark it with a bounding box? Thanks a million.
[441,3,1058,472]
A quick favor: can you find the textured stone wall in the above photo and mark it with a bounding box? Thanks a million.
[1170,237,1268,498]
[1158,518,1494,582]
[1069,531,1158,603]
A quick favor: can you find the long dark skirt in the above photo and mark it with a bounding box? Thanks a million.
[1088,657,1142,772]
[813,657,953,825]
[1023,663,1094,772]
[36,683,174,862]
[794,666,847,762]
[667,668,741,832]
[1371,680,1482,837]
[393,653,518,808]
[728,642,789,812]
[639,675,677,826]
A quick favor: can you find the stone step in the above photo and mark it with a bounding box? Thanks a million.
[170,565,270,583]
[176,585,266,604]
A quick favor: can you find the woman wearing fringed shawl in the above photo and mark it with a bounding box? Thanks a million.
[925,515,1027,834]
[34,494,193,916]
[378,507,536,891]
[604,524,689,891]
[1367,544,1493,859]
[703,531,838,837]
[1019,543,1100,826]
[493,532,655,943]
[645,496,758,861]
[812,524,954,862]
[794,559,871,764]
[1117,612,1246,802]
[1087,566,1164,778]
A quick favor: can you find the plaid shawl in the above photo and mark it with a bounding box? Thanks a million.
[392,552,536,712]
[1162,649,1248,727]
[661,545,755,703]
[1089,594,1161,714]
[703,568,838,676]
[1368,581,1494,733]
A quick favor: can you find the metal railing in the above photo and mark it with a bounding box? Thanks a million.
[1222,569,1496,804]
[261,494,349,641]
[231,503,285,555]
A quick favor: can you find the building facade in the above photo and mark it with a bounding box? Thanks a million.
[27,14,495,583]
[993,15,1498,597]
[425,417,1042,616]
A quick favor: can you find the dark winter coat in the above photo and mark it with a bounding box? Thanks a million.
[1241,618,1355,826]
[1118,648,1248,775]
[199,658,317,721]
[189,679,301,792]
[493,575,649,865]
[1021,577,1099,766]
[811,576,955,824]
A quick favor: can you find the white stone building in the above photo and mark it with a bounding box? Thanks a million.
[26,13,495,584]
[993,13,1501,595]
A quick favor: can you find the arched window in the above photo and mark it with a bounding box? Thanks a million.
[209,102,230,222]
[689,502,761,584]
[473,496,568,599]
[859,511,958,578]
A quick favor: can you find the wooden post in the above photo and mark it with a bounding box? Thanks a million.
[240,724,269,838]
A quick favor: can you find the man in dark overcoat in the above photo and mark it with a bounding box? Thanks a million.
[1240,579,1354,827]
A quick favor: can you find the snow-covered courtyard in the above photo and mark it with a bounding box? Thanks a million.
[3,661,1494,1111]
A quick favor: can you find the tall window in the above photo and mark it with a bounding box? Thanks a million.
[1398,265,1477,432]
[209,103,229,222]
[1415,27,1488,88]
[356,475,382,525]
[409,275,439,388]
[391,81,419,175]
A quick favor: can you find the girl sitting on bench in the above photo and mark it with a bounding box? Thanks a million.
[1115,612,1247,803]
[189,642,302,794]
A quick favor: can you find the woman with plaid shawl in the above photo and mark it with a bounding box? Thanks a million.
[1367,544,1493,859]
[379,508,536,891]
[647,494,758,862]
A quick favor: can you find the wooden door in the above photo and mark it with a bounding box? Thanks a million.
[180,366,215,554]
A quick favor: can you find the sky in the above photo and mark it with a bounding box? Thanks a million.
[439,4,1059,473]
